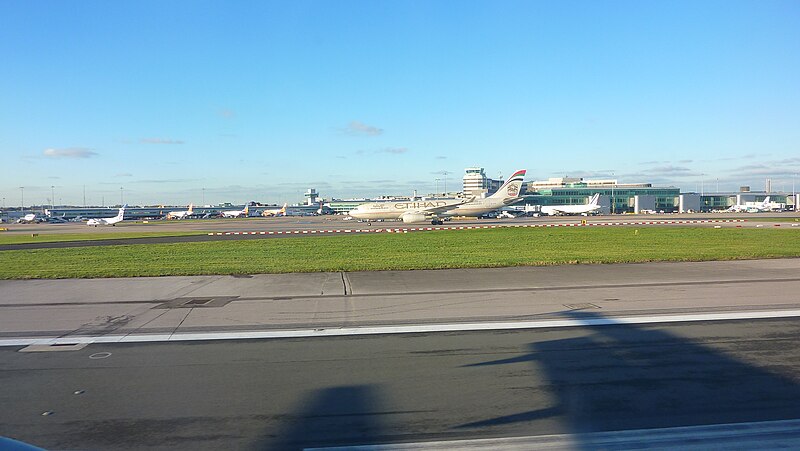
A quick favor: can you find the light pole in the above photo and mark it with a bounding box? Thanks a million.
[202,187,205,206]
[434,178,441,195]
[610,172,615,215]
[19,186,24,212]
[700,174,705,197]
[51,185,55,209]
[120,187,124,205]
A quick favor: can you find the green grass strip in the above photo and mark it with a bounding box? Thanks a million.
[0,231,210,245]
[1,227,799,279]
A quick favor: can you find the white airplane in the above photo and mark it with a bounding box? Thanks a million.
[540,193,601,216]
[495,210,520,219]
[221,204,250,218]
[166,204,193,220]
[349,169,527,224]
[727,196,770,213]
[262,203,287,217]
[87,205,126,226]
[16,213,39,223]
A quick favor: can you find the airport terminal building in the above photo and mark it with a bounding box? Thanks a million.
[458,168,795,214]
[12,167,795,221]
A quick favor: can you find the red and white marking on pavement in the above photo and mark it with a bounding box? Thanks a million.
[207,219,746,237]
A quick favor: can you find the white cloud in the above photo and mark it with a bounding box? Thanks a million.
[141,138,185,145]
[378,147,408,154]
[43,147,98,158]
[729,164,800,177]
[343,121,384,136]
[648,165,699,176]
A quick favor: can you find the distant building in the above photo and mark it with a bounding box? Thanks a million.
[462,167,503,198]
[304,189,319,206]
[520,176,678,213]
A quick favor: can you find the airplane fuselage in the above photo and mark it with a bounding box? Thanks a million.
[349,199,462,221]
[541,205,601,215]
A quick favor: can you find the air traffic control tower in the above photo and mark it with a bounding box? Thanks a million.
[304,189,319,206]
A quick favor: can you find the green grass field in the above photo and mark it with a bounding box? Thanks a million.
[0,231,209,245]
[1,227,799,279]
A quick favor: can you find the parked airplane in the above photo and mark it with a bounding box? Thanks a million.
[87,205,126,226]
[727,196,770,213]
[261,203,287,217]
[221,204,249,218]
[540,193,601,216]
[15,213,39,223]
[166,204,193,220]
[349,169,527,224]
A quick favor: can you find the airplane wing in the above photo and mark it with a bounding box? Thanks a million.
[424,198,473,215]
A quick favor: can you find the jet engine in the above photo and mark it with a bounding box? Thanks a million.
[401,212,427,223]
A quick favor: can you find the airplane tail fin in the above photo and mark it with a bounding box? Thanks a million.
[589,193,600,205]
[188,203,194,214]
[763,196,770,206]
[244,205,249,215]
[117,204,127,219]
[488,169,526,200]
[280,203,287,215]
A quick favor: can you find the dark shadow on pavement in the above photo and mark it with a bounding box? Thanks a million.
[258,384,387,450]
[458,310,800,442]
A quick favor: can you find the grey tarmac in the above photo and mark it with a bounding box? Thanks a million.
[2,259,800,450]
[1,212,797,250]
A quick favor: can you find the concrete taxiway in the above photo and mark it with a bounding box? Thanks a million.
[2,259,800,450]
[1,213,798,251]
[2,259,800,340]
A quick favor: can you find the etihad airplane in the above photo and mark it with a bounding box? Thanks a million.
[540,193,601,216]
[349,169,527,224]
[727,196,770,213]
[221,204,249,218]
[166,203,193,220]
[87,205,126,226]
[262,203,287,217]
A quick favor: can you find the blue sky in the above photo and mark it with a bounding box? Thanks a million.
[2,0,799,206]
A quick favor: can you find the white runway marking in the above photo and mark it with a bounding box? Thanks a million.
[2,308,800,347]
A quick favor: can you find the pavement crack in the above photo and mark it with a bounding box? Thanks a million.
[169,308,194,339]
[341,272,352,296]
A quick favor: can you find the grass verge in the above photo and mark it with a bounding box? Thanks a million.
[1,227,799,279]
[0,231,209,245]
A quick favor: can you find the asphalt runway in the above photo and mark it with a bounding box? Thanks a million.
[3,319,800,450]
[2,212,798,250]
[3,260,800,449]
